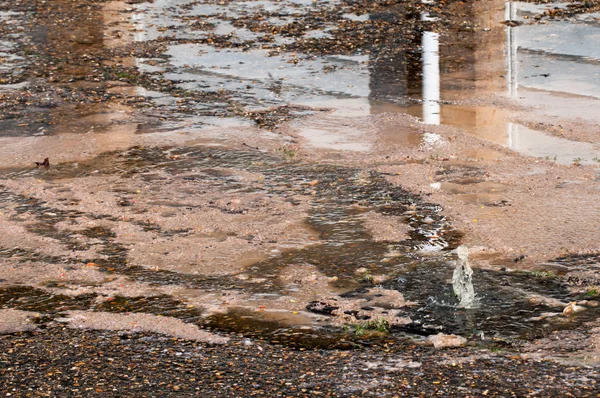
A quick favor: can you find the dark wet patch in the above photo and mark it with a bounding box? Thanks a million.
[240,104,321,130]
[204,308,381,350]
[435,164,488,185]
[378,261,600,342]
[0,285,205,328]
[0,285,95,315]
[546,252,600,269]
[484,199,511,207]
[544,252,600,289]
[96,295,204,322]
[0,246,76,266]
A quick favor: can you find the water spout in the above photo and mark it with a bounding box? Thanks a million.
[452,245,476,308]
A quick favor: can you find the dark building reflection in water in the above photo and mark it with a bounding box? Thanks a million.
[367,4,422,105]
[367,0,600,163]
[367,0,508,123]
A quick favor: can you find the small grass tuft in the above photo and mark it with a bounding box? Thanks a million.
[530,270,556,279]
[357,271,374,284]
[277,146,296,161]
[352,319,390,336]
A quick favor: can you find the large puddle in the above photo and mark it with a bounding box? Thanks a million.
[1,1,599,160]
[132,0,600,163]
[1,0,599,349]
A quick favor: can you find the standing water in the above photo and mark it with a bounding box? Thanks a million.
[452,245,476,308]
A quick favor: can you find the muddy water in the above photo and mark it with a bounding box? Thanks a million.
[1,0,600,351]
[0,145,455,287]
[1,144,597,347]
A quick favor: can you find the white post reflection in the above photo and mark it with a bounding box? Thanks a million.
[422,31,441,125]
[506,1,518,97]
[506,1,518,150]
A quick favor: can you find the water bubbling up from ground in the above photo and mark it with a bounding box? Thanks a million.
[452,245,476,308]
